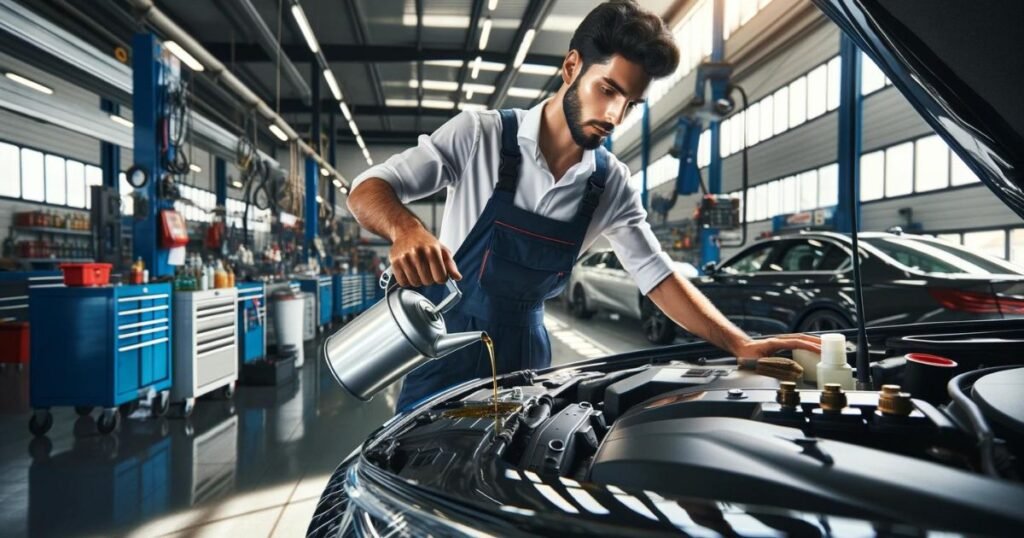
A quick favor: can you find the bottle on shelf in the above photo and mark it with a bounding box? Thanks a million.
[214,260,228,289]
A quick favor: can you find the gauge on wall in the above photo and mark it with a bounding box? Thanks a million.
[125,164,149,188]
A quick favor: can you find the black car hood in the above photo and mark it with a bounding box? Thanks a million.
[812,0,1024,219]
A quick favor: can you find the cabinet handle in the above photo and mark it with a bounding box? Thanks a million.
[119,305,169,316]
[118,326,169,339]
[118,337,169,352]
[118,293,170,303]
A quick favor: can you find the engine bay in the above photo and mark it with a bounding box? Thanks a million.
[360,325,1024,534]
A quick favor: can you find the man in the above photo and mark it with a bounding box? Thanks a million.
[349,1,821,411]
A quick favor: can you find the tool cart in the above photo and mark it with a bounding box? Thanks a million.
[338,273,364,317]
[172,288,238,417]
[0,271,63,371]
[361,272,379,311]
[298,276,332,330]
[236,282,266,366]
[29,282,173,435]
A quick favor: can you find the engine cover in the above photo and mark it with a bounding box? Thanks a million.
[588,414,1024,534]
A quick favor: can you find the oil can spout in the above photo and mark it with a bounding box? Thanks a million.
[433,331,485,358]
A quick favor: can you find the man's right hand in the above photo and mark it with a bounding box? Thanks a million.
[389,224,462,287]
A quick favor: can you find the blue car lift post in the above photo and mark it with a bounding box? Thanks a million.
[28,34,177,437]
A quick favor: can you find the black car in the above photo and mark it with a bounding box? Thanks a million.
[689,230,1024,336]
[310,1,1024,536]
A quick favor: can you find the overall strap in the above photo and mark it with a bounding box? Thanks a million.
[496,109,522,194]
[576,146,610,221]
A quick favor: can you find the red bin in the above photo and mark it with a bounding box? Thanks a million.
[59,263,112,286]
[0,321,29,366]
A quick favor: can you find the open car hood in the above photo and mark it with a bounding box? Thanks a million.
[812,0,1024,219]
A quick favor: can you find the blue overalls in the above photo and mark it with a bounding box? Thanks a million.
[396,109,609,411]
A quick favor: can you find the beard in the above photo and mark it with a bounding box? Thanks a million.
[562,79,611,150]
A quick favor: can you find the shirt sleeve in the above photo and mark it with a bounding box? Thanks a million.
[602,162,676,295]
[349,111,480,203]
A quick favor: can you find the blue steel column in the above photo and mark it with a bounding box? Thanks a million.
[640,101,650,209]
[100,98,121,189]
[700,0,727,268]
[305,58,321,260]
[328,109,337,208]
[835,35,863,233]
[131,33,170,276]
[214,157,227,207]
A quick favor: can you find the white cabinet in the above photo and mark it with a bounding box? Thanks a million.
[173,288,238,413]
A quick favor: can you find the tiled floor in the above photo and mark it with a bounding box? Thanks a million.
[0,301,653,537]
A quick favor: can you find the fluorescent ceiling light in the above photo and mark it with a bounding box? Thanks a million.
[356,136,366,150]
[290,4,319,53]
[348,120,360,137]
[163,41,204,72]
[316,195,324,203]
[340,186,348,194]
[479,18,493,50]
[268,124,289,141]
[464,83,495,94]
[408,79,459,92]
[507,87,543,99]
[424,60,504,72]
[402,14,469,28]
[189,163,202,173]
[458,103,487,112]
[323,69,342,101]
[109,114,133,128]
[4,72,54,94]
[385,98,453,110]
[465,90,474,100]
[339,101,352,122]
[231,180,243,188]
[332,178,341,188]
[471,56,482,79]
[386,98,418,107]
[489,0,499,10]
[320,167,330,176]
[513,29,536,68]
[519,63,560,76]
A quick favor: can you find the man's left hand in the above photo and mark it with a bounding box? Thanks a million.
[733,333,822,366]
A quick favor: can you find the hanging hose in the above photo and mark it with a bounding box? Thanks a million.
[947,365,1017,479]
[162,75,192,178]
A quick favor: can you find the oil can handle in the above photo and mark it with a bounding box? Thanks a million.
[433,279,462,314]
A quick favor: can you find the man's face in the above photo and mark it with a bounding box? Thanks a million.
[563,54,650,149]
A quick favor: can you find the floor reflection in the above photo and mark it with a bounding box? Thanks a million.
[0,331,399,537]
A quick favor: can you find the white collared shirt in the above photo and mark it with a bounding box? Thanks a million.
[350,100,674,294]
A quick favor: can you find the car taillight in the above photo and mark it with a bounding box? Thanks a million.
[928,288,1024,315]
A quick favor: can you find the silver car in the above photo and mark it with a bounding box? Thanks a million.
[564,249,698,344]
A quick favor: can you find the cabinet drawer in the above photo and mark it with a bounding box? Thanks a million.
[196,311,235,333]
[197,325,234,345]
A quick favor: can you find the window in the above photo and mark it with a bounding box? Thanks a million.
[1011,229,1024,266]
[781,175,797,214]
[914,135,949,192]
[861,52,887,95]
[798,170,818,210]
[758,95,774,141]
[818,163,839,207]
[866,236,1022,275]
[788,77,807,128]
[44,155,66,205]
[720,118,732,158]
[884,142,913,197]
[826,56,841,111]
[66,160,85,208]
[85,165,102,209]
[0,142,19,197]
[697,130,711,168]
[775,241,830,271]
[963,230,1007,260]
[730,110,745,152]
[745,102,760,146]
[860,150,884,201]
[766,180,779,218]
[721,243,773,274]
[950,151,979,185]
[817,242,850,271]
[806,64,827,119]
[119,172,133,216]
[772,86,789,135]
[20,148,44,202]
[581,252,606,267]
[936,233,961,245]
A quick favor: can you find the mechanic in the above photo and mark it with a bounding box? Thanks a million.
[348,0,822,411]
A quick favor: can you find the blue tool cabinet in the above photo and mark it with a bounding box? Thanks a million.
[331,273,343,320]
[28,282,173,435]
[338,274,364,316]
[361,273,378,311]
[0,271,63,323]
[298,276,332,328]
[236,282,266,365]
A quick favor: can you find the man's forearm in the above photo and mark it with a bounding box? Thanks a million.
[348,178,425,240]
[647,272,751,356]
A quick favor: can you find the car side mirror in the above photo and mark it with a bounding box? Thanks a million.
[702,261,718,275]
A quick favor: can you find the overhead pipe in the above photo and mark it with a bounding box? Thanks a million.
[125,0,348,187]
[227,0,312,104]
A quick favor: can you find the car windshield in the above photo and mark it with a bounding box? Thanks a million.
[863,236,1024,276]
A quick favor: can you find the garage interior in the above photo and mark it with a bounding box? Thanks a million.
[1,0,1023,536]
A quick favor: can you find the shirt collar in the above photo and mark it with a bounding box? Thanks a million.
[517,99,596,180]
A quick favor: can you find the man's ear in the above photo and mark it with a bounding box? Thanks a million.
[562,50,581,85]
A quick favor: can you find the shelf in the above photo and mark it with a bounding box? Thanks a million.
[16,257,94,264]
[13,226,92,237]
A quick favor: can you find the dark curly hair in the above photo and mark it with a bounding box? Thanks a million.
[569,0,680,79]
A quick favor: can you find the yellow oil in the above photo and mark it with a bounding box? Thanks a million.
[482,333,498,418]
[437,334,519,437]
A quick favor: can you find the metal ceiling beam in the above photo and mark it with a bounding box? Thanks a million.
[451,0,486,111]
[211,0,311,104]
[278,100,454,117]
[343,0,390,132]
[201,42,565,66]
[489,0,558,109]
[292,128,420,145]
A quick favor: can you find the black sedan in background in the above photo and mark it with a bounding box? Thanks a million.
[685,230,1024,339]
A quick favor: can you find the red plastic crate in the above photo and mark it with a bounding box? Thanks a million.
[0,322,29,365]
[59,263,112,287]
